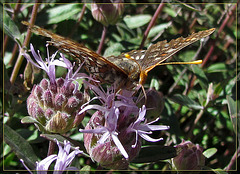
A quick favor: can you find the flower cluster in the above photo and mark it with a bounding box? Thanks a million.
[21,44,88,133]
[78,82,169,169]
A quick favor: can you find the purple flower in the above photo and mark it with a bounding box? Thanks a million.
[80,106,129,159]
[59,53,96,90]
[79,82,138,159]
[126,105,170,148]
[53,140,82,172]
[20,139,82,174]
[79,81,138,116]
[21,44,65,85]
[21,43,93,88]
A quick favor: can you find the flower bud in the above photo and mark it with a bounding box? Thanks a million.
[45,108,54,120]
[55,94,67,110]
[56,78,64,88]
[40,78,49,90]
[65,96,81,113]
[138,88,165,121]
[34,85,43,101]
[73,112,85,128]
[91,0,124,26]
[172,140,205,170]
[43,89,53,108]
[26,78,85,133]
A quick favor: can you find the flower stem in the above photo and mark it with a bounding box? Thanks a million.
[139,3,165,49]
[201,3,237,68]
[225,146,239,171]
[1,1,21,59]
[10,2,40,84]
[97,25,108,55]
[47,140,56,156]
[68,4,86,38]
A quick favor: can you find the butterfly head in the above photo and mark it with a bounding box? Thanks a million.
[139,70,148,86]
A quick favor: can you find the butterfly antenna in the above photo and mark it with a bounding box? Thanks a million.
[141,84,147,105]
[159,60,202,66]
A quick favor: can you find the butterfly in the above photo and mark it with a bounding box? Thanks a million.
[22,21,215,89]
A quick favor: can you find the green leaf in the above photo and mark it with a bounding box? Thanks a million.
[227,95,237,120]
[178,50,196,62]
[148,22,172,38]
[226,95,238,135]
[180,3,201,12]
[191,64,208,89]
[80,165,91,173]
[21,116,37,124]
[116,22,137,39]
[203,148,217,158]
[163,7,177,17]
[21,116,46,133]
[214,82,224,96]
[123,14,151,29]
[202,166,227,174]
[206,63,227,73]
[169,94,204,110]
[103,42,125,57]
[3,123,38,170]
[149,77,160,91]
[46,4,82,24]
[1,4,21,42]
[27,129,40,142]
[132,145,176,163]
[212,169,228,174]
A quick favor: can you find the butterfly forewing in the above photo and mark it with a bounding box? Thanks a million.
[139,28,215,73]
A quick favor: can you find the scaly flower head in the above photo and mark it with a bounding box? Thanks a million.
[79,82,169,169]
[22,44,87,133]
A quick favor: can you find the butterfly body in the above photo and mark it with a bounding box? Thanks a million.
[22,21,215,88]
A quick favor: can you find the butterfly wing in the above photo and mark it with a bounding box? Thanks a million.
[138,28,215,73]
[22,21,129,84]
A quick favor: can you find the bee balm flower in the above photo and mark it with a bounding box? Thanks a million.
[22,44,87,133]
[79,82,169,169]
